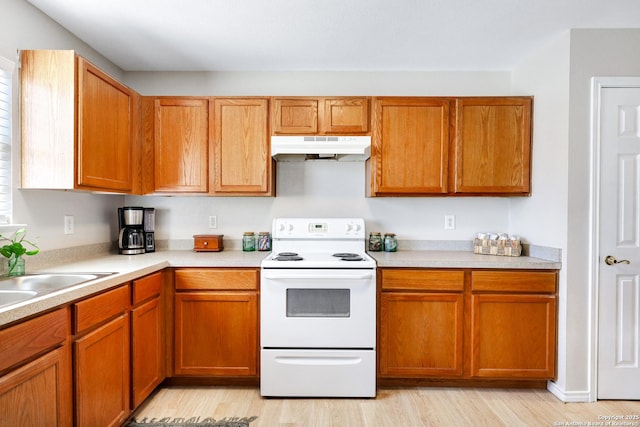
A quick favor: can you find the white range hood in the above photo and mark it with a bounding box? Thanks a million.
[271,135,371,161]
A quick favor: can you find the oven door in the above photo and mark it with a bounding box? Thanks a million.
[260,268,376,348]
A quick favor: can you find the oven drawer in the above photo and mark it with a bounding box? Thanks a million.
[260,349,376,397]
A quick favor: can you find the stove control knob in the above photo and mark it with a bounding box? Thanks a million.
[345,223,360,232]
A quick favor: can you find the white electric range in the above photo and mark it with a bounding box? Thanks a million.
[260,218,377,398]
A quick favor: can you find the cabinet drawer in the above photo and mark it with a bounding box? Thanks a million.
[132,272,162,305]
[471,271,557,293]
[381,269,464,292]
[0,308,68,373]
[73,285,130,334]
[175,269,258,291]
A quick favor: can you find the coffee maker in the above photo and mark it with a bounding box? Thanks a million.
[143,207,155,253]
[118,207,145,255]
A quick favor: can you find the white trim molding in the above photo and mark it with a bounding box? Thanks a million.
[589,76,640,402]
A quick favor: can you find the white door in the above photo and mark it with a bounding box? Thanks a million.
[597,84,640,399]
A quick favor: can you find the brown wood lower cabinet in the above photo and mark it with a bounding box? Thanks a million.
[0,308,72,427]
[173,268,259,377]
[379,270,465,378]
[470,271,557,379]
[73,285,131,427]
[131,272,164,407]
[0,345,72,427]
[379,268,558,383]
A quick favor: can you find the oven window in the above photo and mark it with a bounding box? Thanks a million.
[286,289,350,317]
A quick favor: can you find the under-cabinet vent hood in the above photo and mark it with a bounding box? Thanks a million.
[271,136,371,161]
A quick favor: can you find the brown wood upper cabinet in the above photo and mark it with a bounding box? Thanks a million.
[150,97,210,193]
[369,96,532,196]
[144,97,273,196]
[21,50,138,193]
[272,97,369,135]
[211,98,273,195]
[369,97,451,195]
[452,97,532,195]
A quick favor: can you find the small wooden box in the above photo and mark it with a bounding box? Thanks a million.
[193,235,224,252]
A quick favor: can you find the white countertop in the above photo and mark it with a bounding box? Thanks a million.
[0,248,560,327]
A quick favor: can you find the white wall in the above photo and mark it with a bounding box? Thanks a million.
[124,70,511,97]
[566,28,640,397]
[511,33,572,398]
[512,28,640,402]
[1,0,126,251]
[127,162,511,243]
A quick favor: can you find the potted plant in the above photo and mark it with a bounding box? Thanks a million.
[0,228,39,276]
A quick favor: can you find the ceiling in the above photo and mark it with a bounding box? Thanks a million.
[26,0,640,72]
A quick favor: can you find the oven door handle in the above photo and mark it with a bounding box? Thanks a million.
[262,273,374,280]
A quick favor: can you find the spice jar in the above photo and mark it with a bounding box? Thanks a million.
[257,232,271,251]
[242,232,256,252]
[368,232,382,251]
[384,233,397,252]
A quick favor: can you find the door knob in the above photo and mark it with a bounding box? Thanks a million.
[605,255,631,265]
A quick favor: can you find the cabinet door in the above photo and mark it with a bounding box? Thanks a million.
[174,292,257,376]
[74,314,130,427]
[371,97,451,195]
[153,98,209,192]
[131,297,163,408]
[321,98,369,133]
[211,98,272,195]
[380,292,464,377]
[272,98,318,134]
[0,345,72,427]
[471,293,556,379]
[453,97,532,194]
[77,57,133,192]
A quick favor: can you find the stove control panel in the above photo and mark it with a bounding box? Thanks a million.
[308,222,328,233]
[273,218,366,239]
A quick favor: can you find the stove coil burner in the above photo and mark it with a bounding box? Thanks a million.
[333,252,364,262]
[274,252,303,261]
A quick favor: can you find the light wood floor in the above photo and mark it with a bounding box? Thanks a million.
[130,386,640,426]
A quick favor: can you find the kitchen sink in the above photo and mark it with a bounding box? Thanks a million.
[0,273,114,309]
[0,289,38,307]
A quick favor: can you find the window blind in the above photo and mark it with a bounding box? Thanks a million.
[0,57,13,225]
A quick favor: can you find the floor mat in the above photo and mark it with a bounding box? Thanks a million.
[124,416,257,427]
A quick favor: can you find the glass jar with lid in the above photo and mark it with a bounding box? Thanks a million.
[242,232,256,251]
[384,233,397,252]
[368,232,382,251]
[257,232,271,251]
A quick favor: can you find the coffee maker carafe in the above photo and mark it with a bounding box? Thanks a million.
[118,207,145,255]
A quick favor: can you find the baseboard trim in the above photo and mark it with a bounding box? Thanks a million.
[547,381,593,403]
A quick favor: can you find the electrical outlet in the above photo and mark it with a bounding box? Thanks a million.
[444,215,456,230]
[208,215,217,229]
[64,215,74,234]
